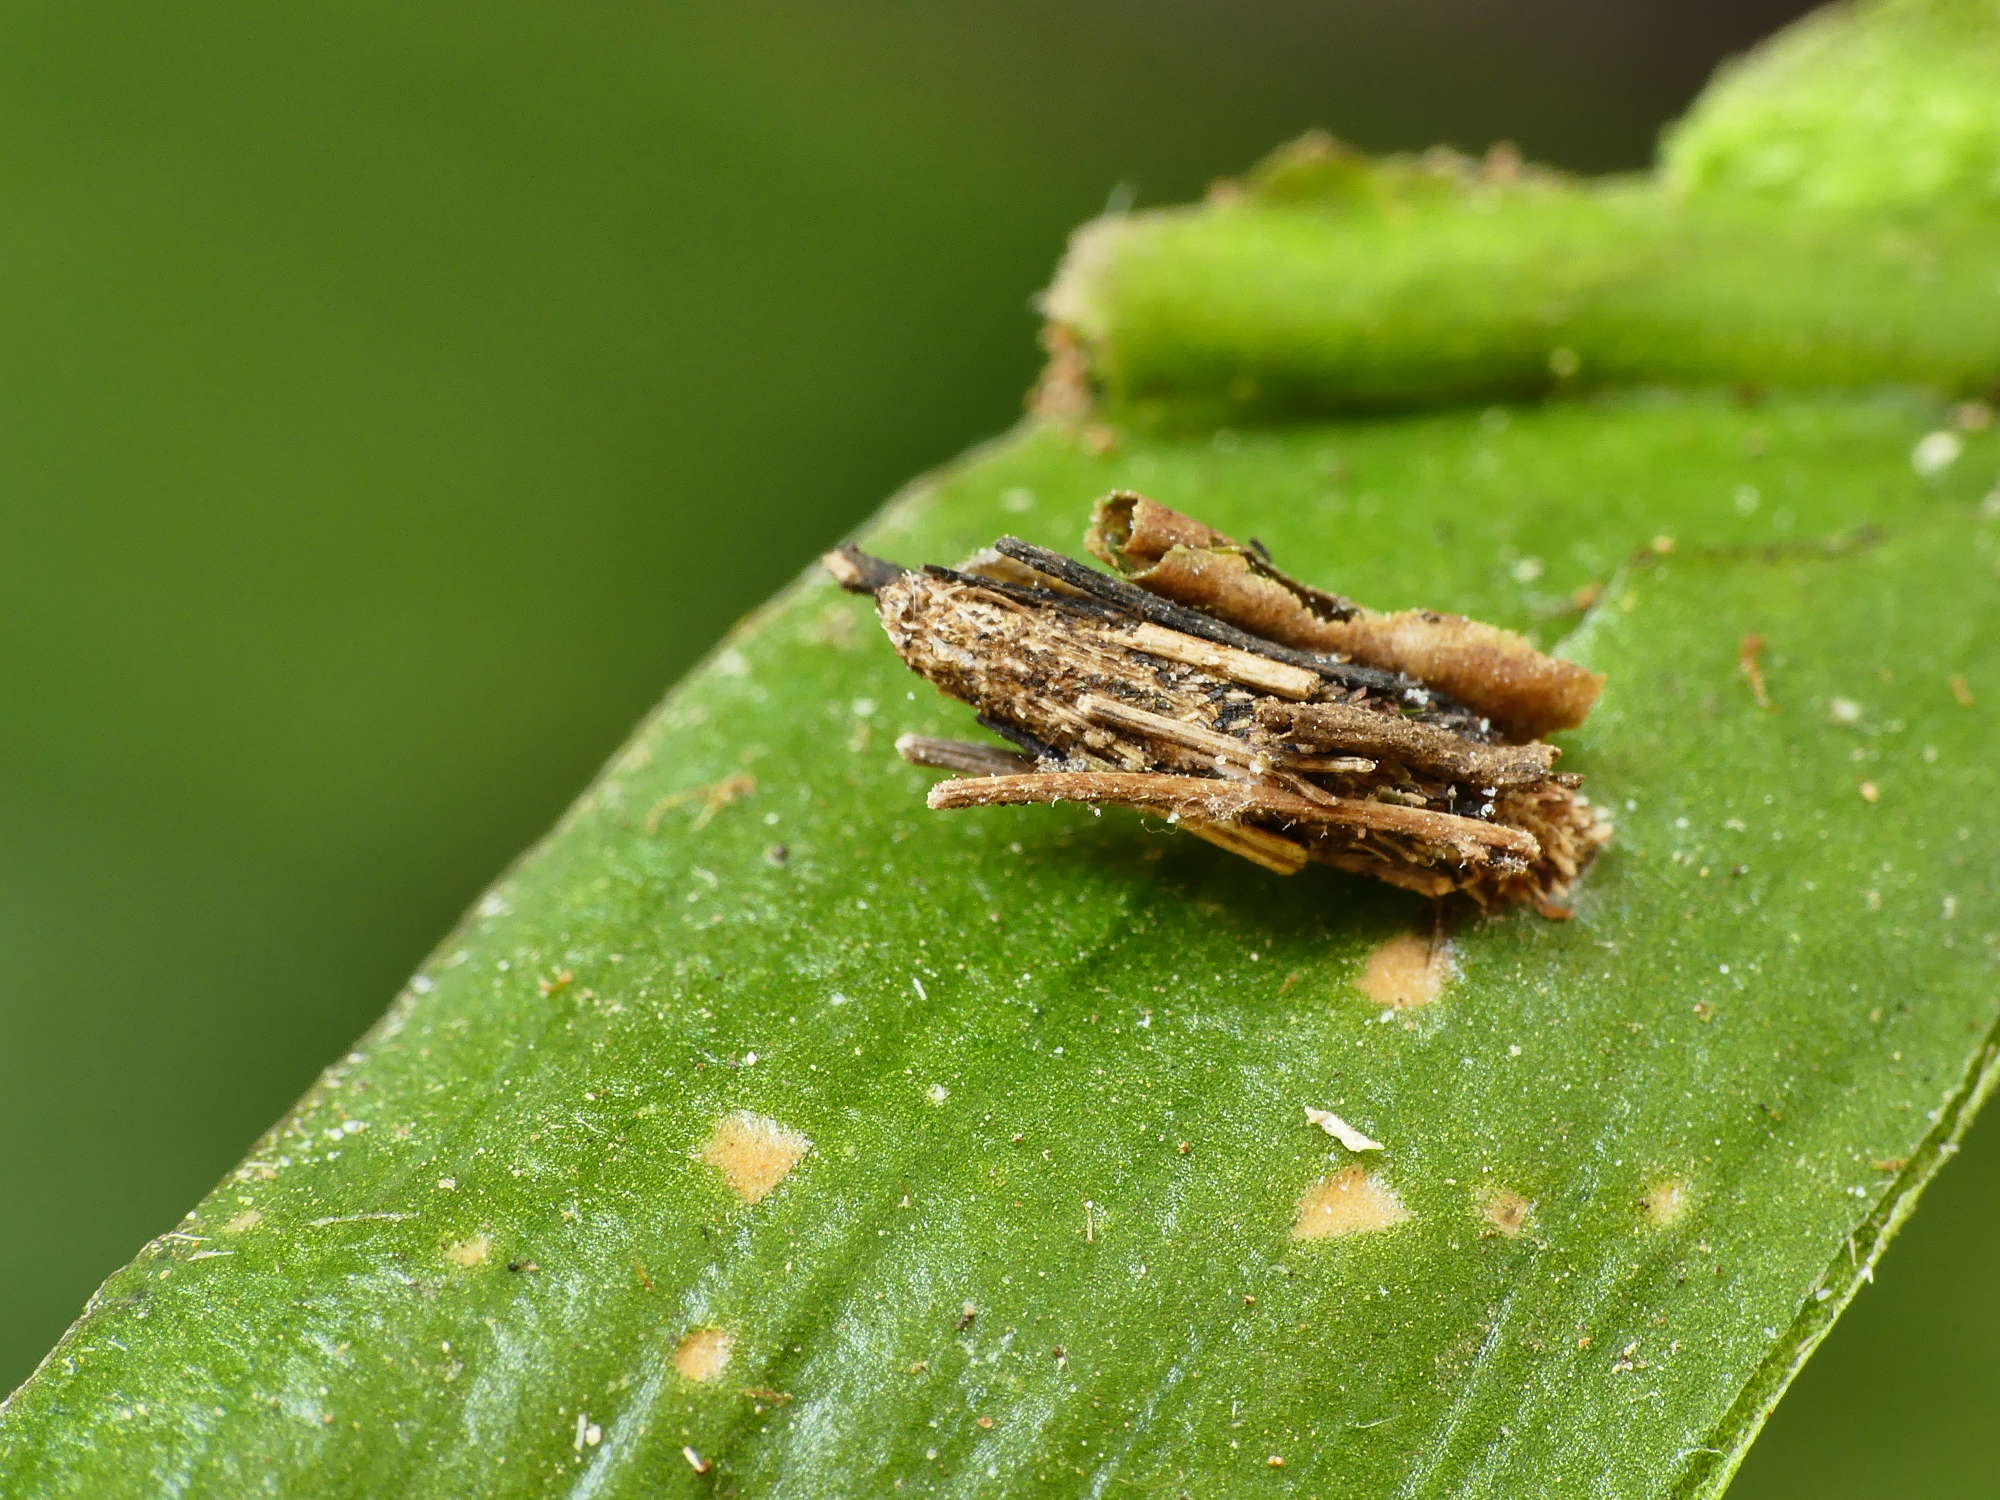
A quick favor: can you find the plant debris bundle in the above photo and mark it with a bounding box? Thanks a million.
[824,493,1610,910]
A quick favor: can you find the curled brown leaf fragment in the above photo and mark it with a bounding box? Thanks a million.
[824,493,1610,911]
[1087,492,1605,741]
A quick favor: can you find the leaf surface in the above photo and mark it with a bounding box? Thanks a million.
[4,392,1995,1497]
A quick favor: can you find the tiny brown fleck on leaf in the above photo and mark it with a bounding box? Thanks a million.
[1481,1190,1533,1237]
[1738,633,1775,712]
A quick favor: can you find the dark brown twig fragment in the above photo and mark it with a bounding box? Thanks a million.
[895,735,1037,778]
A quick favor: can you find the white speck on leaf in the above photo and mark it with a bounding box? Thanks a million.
[1304,1107,1384,1152]
[1911,430,1962,476]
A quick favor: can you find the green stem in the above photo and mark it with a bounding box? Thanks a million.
[1047,179,2000,426]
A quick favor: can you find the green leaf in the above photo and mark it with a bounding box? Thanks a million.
[1663,0,2000,214]
[4,394,1994,1497]
[4,3,1997,1497]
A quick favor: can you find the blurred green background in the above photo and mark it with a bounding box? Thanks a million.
[5,1,1992,1493]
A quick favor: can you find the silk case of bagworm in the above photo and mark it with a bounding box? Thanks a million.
[822,492,1611,912]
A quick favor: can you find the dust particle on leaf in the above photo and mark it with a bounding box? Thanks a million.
[1356,932,1454,1009]
[672,1327,735,1382]
[1292,1166,1412,1240]
[698,1110,812,1205]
